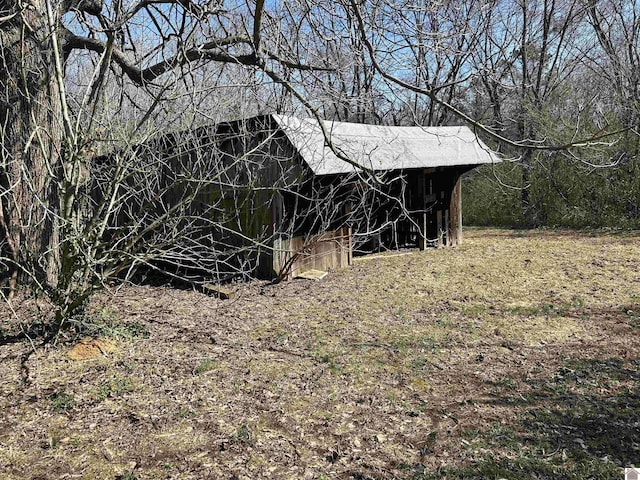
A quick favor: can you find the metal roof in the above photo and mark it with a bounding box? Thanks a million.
[272,114,501,176]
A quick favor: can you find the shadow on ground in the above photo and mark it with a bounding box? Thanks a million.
[416,357,639,480]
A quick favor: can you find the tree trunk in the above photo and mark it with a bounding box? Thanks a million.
[520,147,532,226]
[0,3,62,294]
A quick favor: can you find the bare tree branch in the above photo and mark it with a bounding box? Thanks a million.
[347,0,629,152]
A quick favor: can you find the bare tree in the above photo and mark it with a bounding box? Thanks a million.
[465,0,615,224]
[1,0,635,333]
[0,0,334,326]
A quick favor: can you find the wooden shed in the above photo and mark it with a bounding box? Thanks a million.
[114,114,499,281]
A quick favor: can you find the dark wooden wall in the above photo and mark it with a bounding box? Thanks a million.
[352,165,473,253]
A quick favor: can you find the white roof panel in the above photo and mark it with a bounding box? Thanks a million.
[272,115,500,175]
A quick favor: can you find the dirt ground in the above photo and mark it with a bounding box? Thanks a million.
[1,228,639,479]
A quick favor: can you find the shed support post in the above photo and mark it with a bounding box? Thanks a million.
[445,209,450,246]
[418,170,427,250]
[436,209,443,248]
[449,175,462,246]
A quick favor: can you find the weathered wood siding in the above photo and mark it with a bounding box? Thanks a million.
[273,226,352,280]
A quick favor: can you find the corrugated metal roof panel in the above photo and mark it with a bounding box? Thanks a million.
[272,115,500,175]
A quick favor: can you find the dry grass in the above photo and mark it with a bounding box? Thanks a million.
[1,228,639,479]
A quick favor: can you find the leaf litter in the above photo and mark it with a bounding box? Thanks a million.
[0,228,639,479]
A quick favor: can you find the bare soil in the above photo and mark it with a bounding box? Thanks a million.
[1,228,639,479]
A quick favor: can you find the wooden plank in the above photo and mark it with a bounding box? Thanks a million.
[273,227,353,280]
[445,208,451,247]
[272,236,286,279]
[446,175,462,247]
[436,210,443,248]
[202,283,234,299]
[455,177,463,245]
[418,171,427,251]
[352,251,415,262]
[295,269,328,280]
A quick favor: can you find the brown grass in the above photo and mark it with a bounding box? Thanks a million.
[1,228,639,479]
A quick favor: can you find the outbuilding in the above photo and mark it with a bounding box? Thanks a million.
[122,114,499,280]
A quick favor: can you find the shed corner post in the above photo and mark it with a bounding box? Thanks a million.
[436,209,444,248]
[270,192,287,279]
[449,174,463,246]
[348,225,353,265]
[418,170,428,251]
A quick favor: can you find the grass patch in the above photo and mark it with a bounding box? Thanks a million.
[416,453,620,480]
[95,376,135,402]
[49,388,76,412]
[621,305,640,329]
[115,472,139,480]
[234,424,252,445]
[193,358,218,375]
[73,305,150,341]
[522,358,640,466]
[314,350,343,375]
[441,356,640,480]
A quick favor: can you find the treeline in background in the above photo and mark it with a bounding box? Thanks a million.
[463,150,640,229]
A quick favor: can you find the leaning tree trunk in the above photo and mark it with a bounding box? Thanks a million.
[0,2,62,295]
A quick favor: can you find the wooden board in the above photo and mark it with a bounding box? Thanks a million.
[273,226,352,280]
[449,176,462,246]
[202,284,234,299]
[295,269,329,280]
[352,251,415,262]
